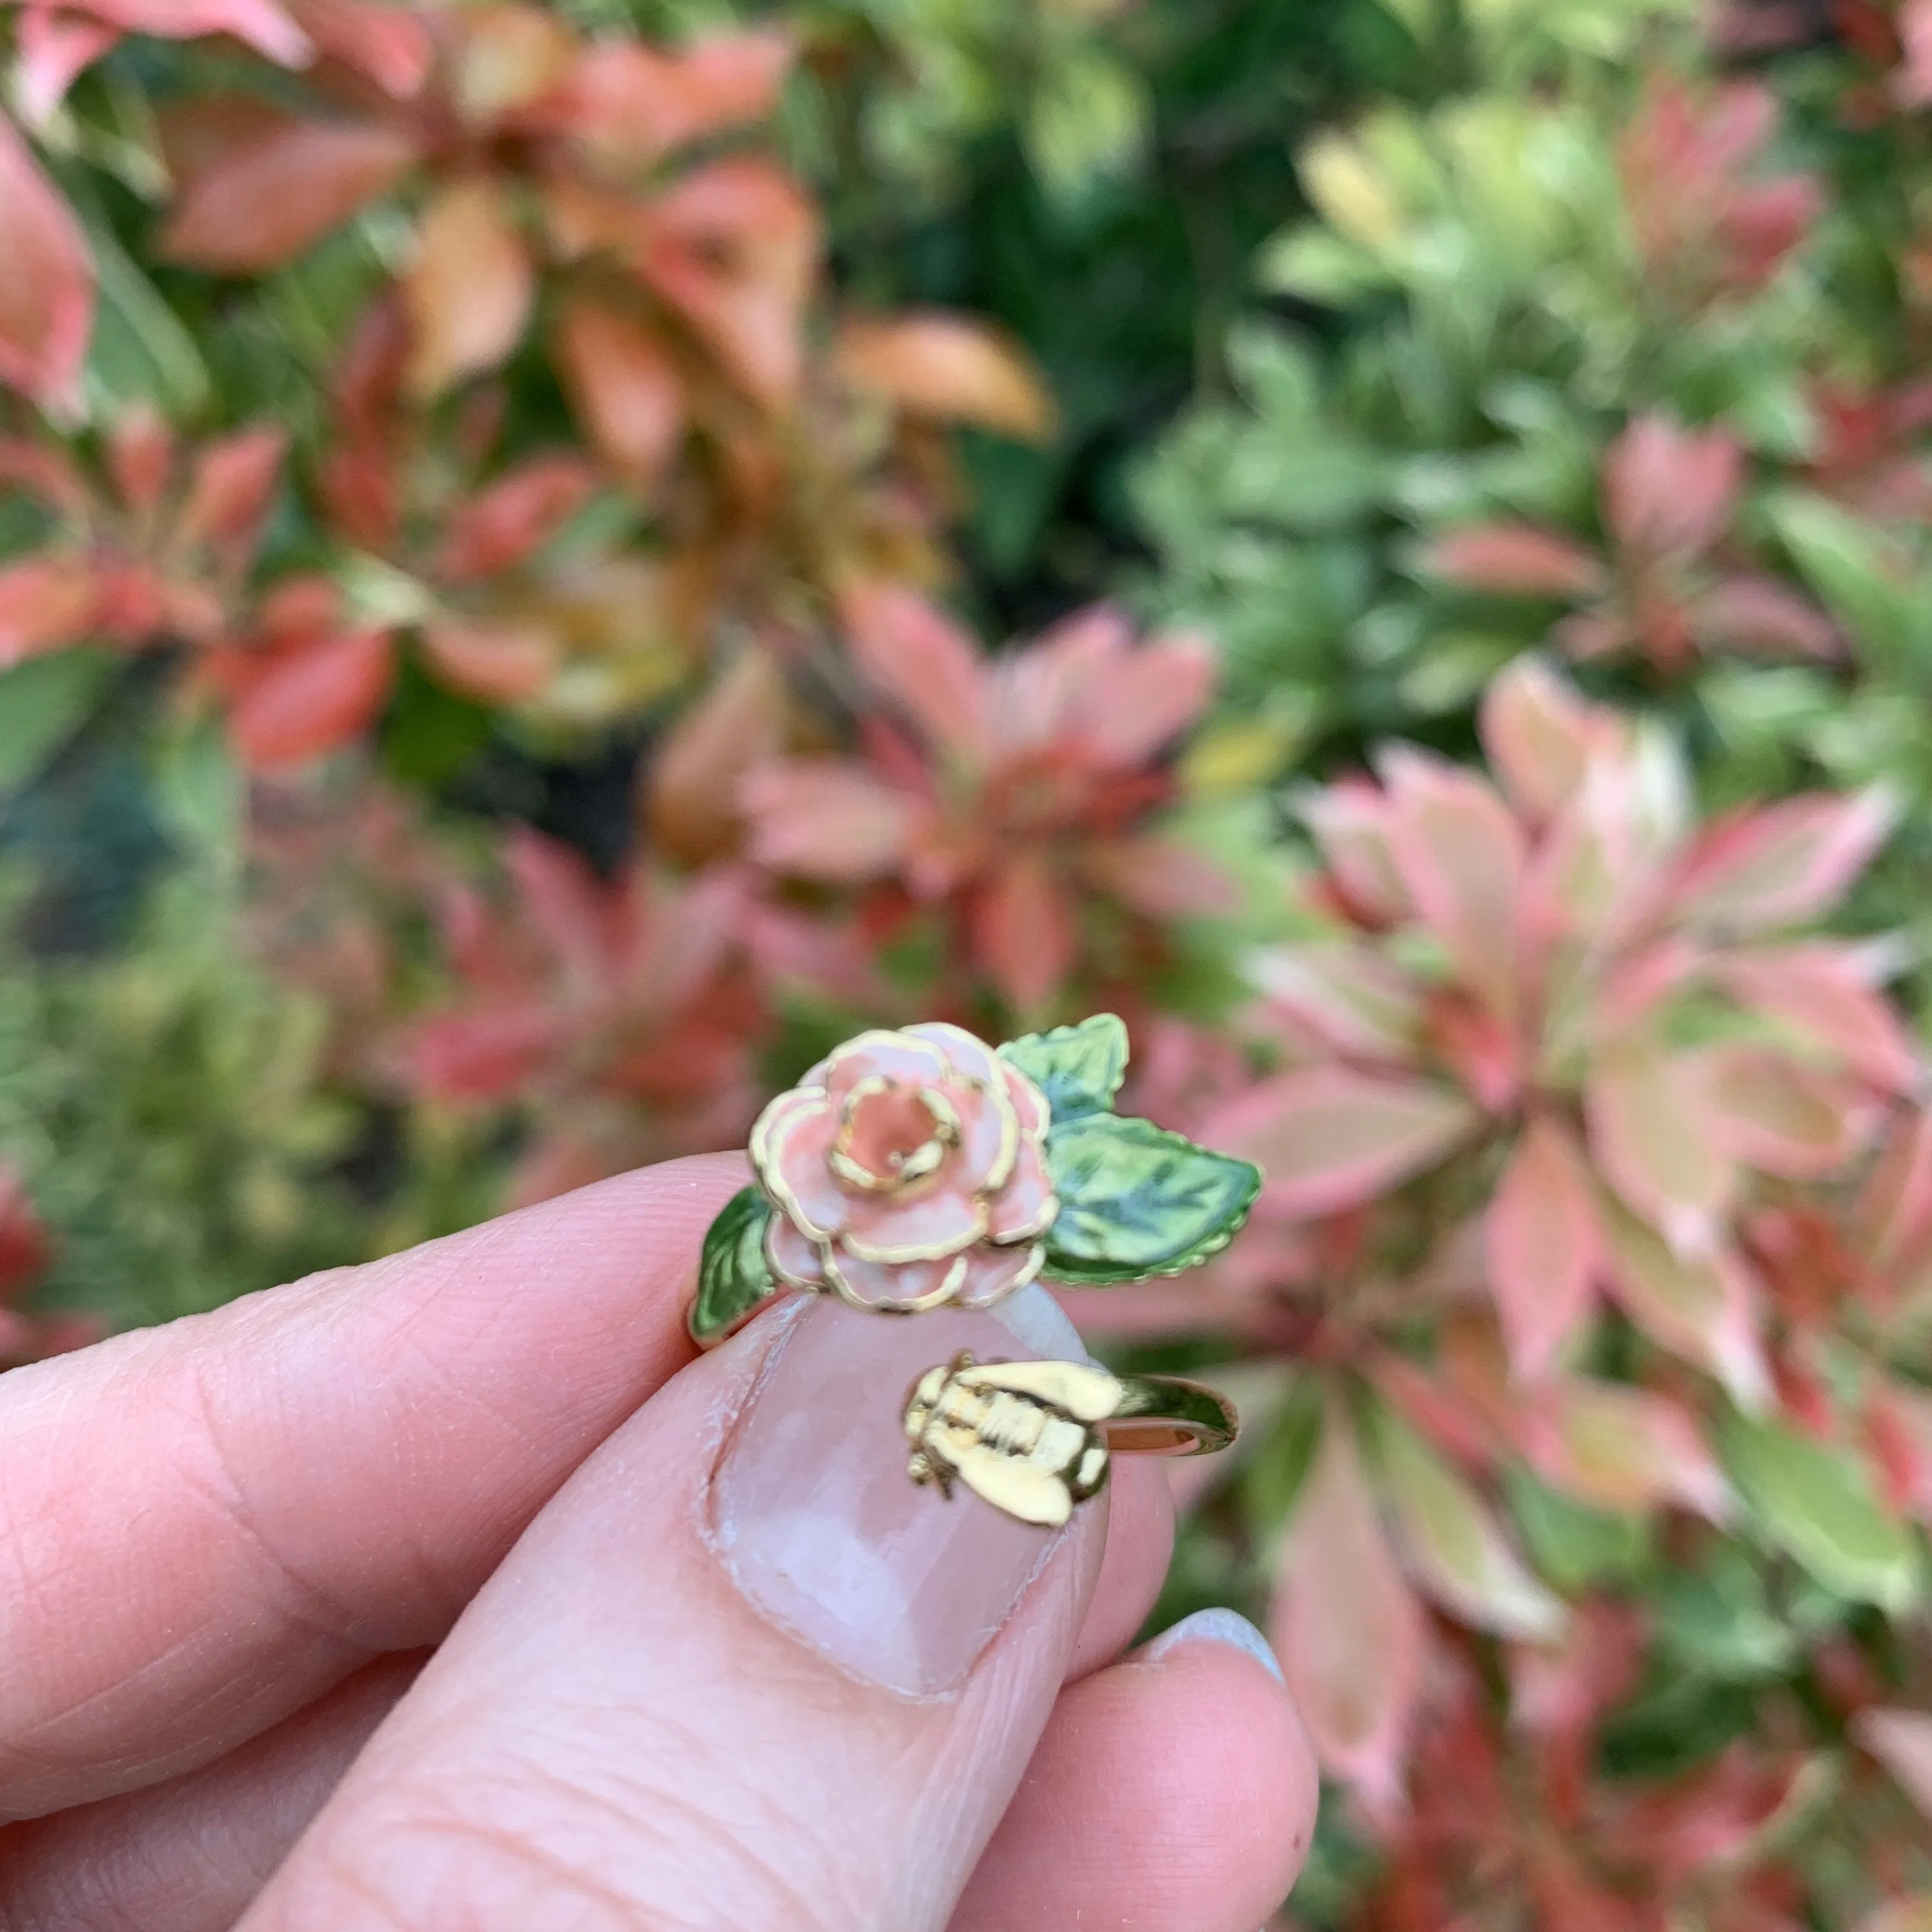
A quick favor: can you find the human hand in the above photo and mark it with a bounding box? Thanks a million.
[0,1155,1316,1931]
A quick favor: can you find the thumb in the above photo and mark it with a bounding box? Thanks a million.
[237,1287,1136,1932]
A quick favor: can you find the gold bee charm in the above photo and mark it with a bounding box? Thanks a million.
[903,1352,1240,1529]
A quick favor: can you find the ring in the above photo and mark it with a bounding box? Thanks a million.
[689,1014,1262,1347]
[903,1352,1239,1528]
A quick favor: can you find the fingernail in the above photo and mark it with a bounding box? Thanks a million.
[1144,1607,1284,1685]
[710,1283,1087,1697]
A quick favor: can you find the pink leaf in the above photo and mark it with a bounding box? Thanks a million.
[1486,1116,1600,1380]
[1068,627,1217,770]
[0,114,94,415]
[1667,788,1898,937]
[1204,1066,1478,1220]
[1271,1402,1424,1817]
[1691,1045,1874,1179]
[1479,655,1618,828]
[226,629,393,770]
[1247,941,1425,1063]
[840,582,990,763]
[1597,1200,1769,1407]
[1077,834,1235,920]
[645,647,788,864]
[553,299,687,492]
[65,0,311,63]
[1864,1377,1932,1521]
[432,455,596,583]
[972,853,1077,1013]
[175,426,285,562]
[1694,576,1841,661]
[1587,1041,1736,1253]
[403,178,534,401]
[0,556,102,665]
[741,759,920,882]
[1853,1709,1932,1820]
[1710,944,1920,1093]
[404,1005,568,1102]
[14,12,119,127]
[1376,1408,1566,1640]
[1300,774,1410,925]
[1423,524,1604,598]
[503,827,614,991]
[290,0,433,97]
[160,110,417,272]
[1603,414,1743,560]
[1378,746,1527,1027]
[1524,1378,1732,1519]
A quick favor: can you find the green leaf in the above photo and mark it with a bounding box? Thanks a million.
[999,1013,1129,1121]
[0,650,115,796]
[687,1185,777,1346]
[1722,1416,1920,1612]
[1043,1113,1261,1285]
[1765,492,1920,671]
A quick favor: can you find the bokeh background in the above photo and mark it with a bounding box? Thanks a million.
[7,0,1932,1921]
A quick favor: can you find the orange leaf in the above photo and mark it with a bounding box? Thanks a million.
[160,110,417,273]
[1486,1116,1600,1380]
[638,157,817,409]
[403,178,534,400]
[1271,1401,1424,1817]
[834,312,1056,442]
[420,618,556,706]
[545,29,792,169]
[554,299,687,491]
[1205,1066,1477,1220]
[226,629,393,770]
[0,114,94,415]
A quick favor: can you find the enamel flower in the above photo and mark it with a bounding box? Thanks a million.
[689,1014,1263,1345]
[750,1023,1058,1312]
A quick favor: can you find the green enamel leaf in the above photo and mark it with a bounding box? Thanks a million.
[1722,1416,1920,1613]
[1042,1113,1262,1285]
[999,1013,1130,1122]
[688,1186,776,1345]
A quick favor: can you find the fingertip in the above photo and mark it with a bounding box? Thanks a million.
[1068,1455,1175,1680]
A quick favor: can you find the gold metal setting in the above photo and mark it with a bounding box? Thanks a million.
[903,1352,1239,1528]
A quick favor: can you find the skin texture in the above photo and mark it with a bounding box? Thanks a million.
[0,1153,1317,1931]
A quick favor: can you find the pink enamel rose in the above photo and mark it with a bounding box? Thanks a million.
[751,1022,1059,1312]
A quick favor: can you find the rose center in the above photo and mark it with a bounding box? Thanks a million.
[830,1079,960,1193]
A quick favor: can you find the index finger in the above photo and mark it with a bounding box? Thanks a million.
[0,1153,746,1822]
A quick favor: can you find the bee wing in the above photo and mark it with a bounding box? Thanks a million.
[954,1358,1122,1424]
[951,1452,1075,1530]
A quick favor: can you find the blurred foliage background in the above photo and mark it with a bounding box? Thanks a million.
[10,0,1932,1922]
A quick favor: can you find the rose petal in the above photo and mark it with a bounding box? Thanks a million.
[951,1077,1019,1196]
[987,1136,1058,1244]
[822,1028,951,1103]
[752,1089,848,1240]
[956,1242,1045,1309]
[822,1245,967,1311]
[1002,1060,1051,1138]
[840,1186,987,1263]
[905,1019,1002,1088]
[765,1214,826,1289]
